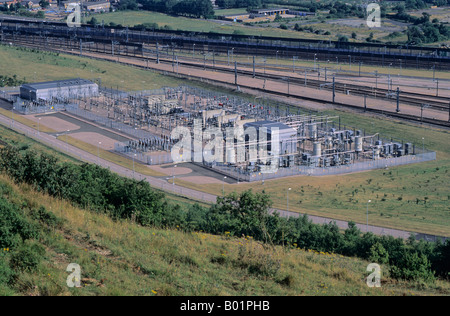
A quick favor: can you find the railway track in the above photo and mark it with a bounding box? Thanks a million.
[2,16,450,71]
[3,34,450,129]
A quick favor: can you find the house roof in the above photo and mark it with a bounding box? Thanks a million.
[244,120,296,134]
[21,79,96,91]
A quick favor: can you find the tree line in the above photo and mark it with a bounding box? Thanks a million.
[392,4,450,44]
[0,75,26,88]
[118,0,215,18]
[0,145,448,282]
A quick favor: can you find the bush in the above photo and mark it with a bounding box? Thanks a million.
[0,255,14,285]
[0,197,39,249]
[235,241,281,278]
[10,241,45,272]
[368,242,389,265]
[390,251,435,282]
[31,206,64,229]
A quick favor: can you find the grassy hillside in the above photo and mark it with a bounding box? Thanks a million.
[1,174,449,296]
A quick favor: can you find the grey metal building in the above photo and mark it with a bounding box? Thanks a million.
[244,120,298,167]
[20,79,99,102]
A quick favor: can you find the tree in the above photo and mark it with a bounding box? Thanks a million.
[390,251,435,282]
[39,0,49,9]
[88,17,99,26]
[206,190,273,240]
[369,242,390,265]
[118,0,138,11]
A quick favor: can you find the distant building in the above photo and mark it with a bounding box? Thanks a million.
[83,0,110,12]
[221,8,315,22]
[250,8,290,16]
[62,0,110,11]
[20,79,99,101]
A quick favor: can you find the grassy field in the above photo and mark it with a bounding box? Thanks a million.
[92,10,431,46]
[1,174,449,296]
[94,10,331,39]
[0,45,183,91]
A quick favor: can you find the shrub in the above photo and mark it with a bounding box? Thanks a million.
[389,251,435,282]
[235,241,280,278]
[0,197,39,249]
[368,242,390,265]
[10,241,46,272]
[31,206,64,229]
[0,255,14,285]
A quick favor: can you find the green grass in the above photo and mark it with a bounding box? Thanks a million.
[94,10,322,39]
[0,44,183,91]
[1,174,449,296]
[92,10,425,46]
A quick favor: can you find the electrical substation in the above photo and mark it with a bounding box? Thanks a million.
[12,80,436,182]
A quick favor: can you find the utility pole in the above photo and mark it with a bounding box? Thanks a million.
[253,56,256,78]
[287,188,291,212]
[332,76,336,103]
[436,78,439,97]
[448,101,450,122]
[366,200,371,232]
[156,42,160,64]
[235,61,238,86]
[364,94,367,112]
[287,77,290,96]
[396,87,400,113]
[375,70,378,89]
[421,104,430,123]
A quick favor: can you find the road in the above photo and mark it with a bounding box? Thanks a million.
[0,110,446,242]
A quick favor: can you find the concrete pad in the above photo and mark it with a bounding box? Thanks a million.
[69,132,117,150]
[25,114,80,133]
